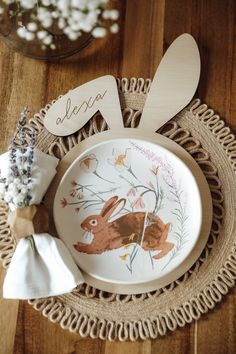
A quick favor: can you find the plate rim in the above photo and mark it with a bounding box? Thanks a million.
[53,137,203,285]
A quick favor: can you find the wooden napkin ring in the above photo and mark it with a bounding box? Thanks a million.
[7,205,49,239]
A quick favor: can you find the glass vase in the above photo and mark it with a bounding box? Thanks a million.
[0,6,93,60]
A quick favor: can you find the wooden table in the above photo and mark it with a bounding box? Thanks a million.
[0,1,236,353]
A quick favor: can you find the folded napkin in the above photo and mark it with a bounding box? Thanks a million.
[0,108,84,299]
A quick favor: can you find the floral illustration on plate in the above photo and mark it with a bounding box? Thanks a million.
[79,153,114,184]
[60,142,189,274]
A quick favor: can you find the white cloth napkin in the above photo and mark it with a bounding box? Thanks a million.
[0,148,84,299]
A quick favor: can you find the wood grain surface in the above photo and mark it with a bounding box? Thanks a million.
[0,1,235,353]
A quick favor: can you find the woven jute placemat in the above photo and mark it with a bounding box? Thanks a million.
[0,78,235,341]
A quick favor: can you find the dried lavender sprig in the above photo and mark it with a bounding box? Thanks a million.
[30,128,36,147]
[8,107,29,178]
[9,106,29,150]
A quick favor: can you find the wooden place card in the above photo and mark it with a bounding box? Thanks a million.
[44,75,124,136]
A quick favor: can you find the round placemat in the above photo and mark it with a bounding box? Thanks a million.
[0,78,235,341]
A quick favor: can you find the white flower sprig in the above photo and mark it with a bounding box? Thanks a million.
[0,107,35,208]
[0,0,119,49]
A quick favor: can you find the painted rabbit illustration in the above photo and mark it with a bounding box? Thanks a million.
[74,196,174,259]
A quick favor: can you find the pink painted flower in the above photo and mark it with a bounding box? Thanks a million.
[75,207,80,213]
[148,181,155,190]
[131,197,145,209]
[61,198,68,208]
[127,187,136,197]
[71,180,78,187]
[150,165,159,176]
[70,189,76,197]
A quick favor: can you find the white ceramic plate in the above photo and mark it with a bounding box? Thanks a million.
[54,138,202,285]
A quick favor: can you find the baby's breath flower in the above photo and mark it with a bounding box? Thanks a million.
[110,23,119,34]
[51,11,59,19]
[41,17,53,28]
[21,0,37,10]
[43,35,53,45]
[4,191,13,203]
[6,174,13,183]
[27,22,37,32]
[109,9,119,20]
[17,26,27,39]
[25,31,35,41]
[58,17,66,29]
[102,9,119,20]
[13,193,25,206]
[8,183,18,194]
[20,186,28,195]
[92,27,107,38]
[37,30,47,39]
[71,10,83,21]
[67,31,79,41]
[71,0,87,10]
[13,177,21,185]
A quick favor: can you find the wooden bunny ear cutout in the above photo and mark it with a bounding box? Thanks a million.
[138,33,201,133]
[44,75,124,136]
[102,197,126,221]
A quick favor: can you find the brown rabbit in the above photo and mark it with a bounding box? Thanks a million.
[74,196,174,259]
